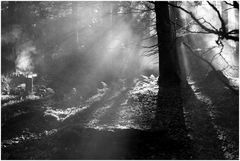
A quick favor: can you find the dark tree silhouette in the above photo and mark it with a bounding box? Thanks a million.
[154,1,181,87]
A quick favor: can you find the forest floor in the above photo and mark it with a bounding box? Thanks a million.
[1,75,239,159]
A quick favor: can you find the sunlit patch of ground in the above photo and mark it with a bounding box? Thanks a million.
[86,103,114,128]
[84,75,158,131]
[1,94,41,107]
[1,95,18,101]
[41,81,110,122]
[1,128,58,149]
[44,106,88,122]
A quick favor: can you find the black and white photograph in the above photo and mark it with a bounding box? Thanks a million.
[1,1,239,159]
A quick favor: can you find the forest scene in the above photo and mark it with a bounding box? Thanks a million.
[1,1,239,159]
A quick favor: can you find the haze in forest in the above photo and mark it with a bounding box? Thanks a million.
[1,1,239,160]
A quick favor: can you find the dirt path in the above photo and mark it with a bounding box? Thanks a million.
[1,77,191,159]
[1,76,238,159]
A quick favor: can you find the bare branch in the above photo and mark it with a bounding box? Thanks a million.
[224,1,239,9]
[207,1,226,33]
[183,42,238,95]
[210,45,223,63]
[141,44,158,49]
[167,2,239,42]
[142,34,157,40]
[233,1,239,9]
[167,2,217,34]
[143,50,158,57]
[228,29,239,35]
[198,17,218,31]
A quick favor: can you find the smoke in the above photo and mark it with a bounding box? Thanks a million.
[1,24,38,75]
[15,41,37,75]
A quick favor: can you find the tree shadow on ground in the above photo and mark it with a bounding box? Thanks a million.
[197,79,239,159]
[52,127,192,159]
[2,83,194,159]
[181,78,239,159]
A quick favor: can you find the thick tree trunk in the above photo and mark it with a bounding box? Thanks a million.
[169,2,188,85]
[154,3,188,141]
[155,2,181,87]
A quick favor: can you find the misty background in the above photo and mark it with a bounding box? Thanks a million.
[2,1,238,99]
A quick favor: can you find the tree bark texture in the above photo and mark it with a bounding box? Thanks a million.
[155,2,181,87]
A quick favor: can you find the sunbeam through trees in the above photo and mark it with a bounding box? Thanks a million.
[1,1,239,160]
